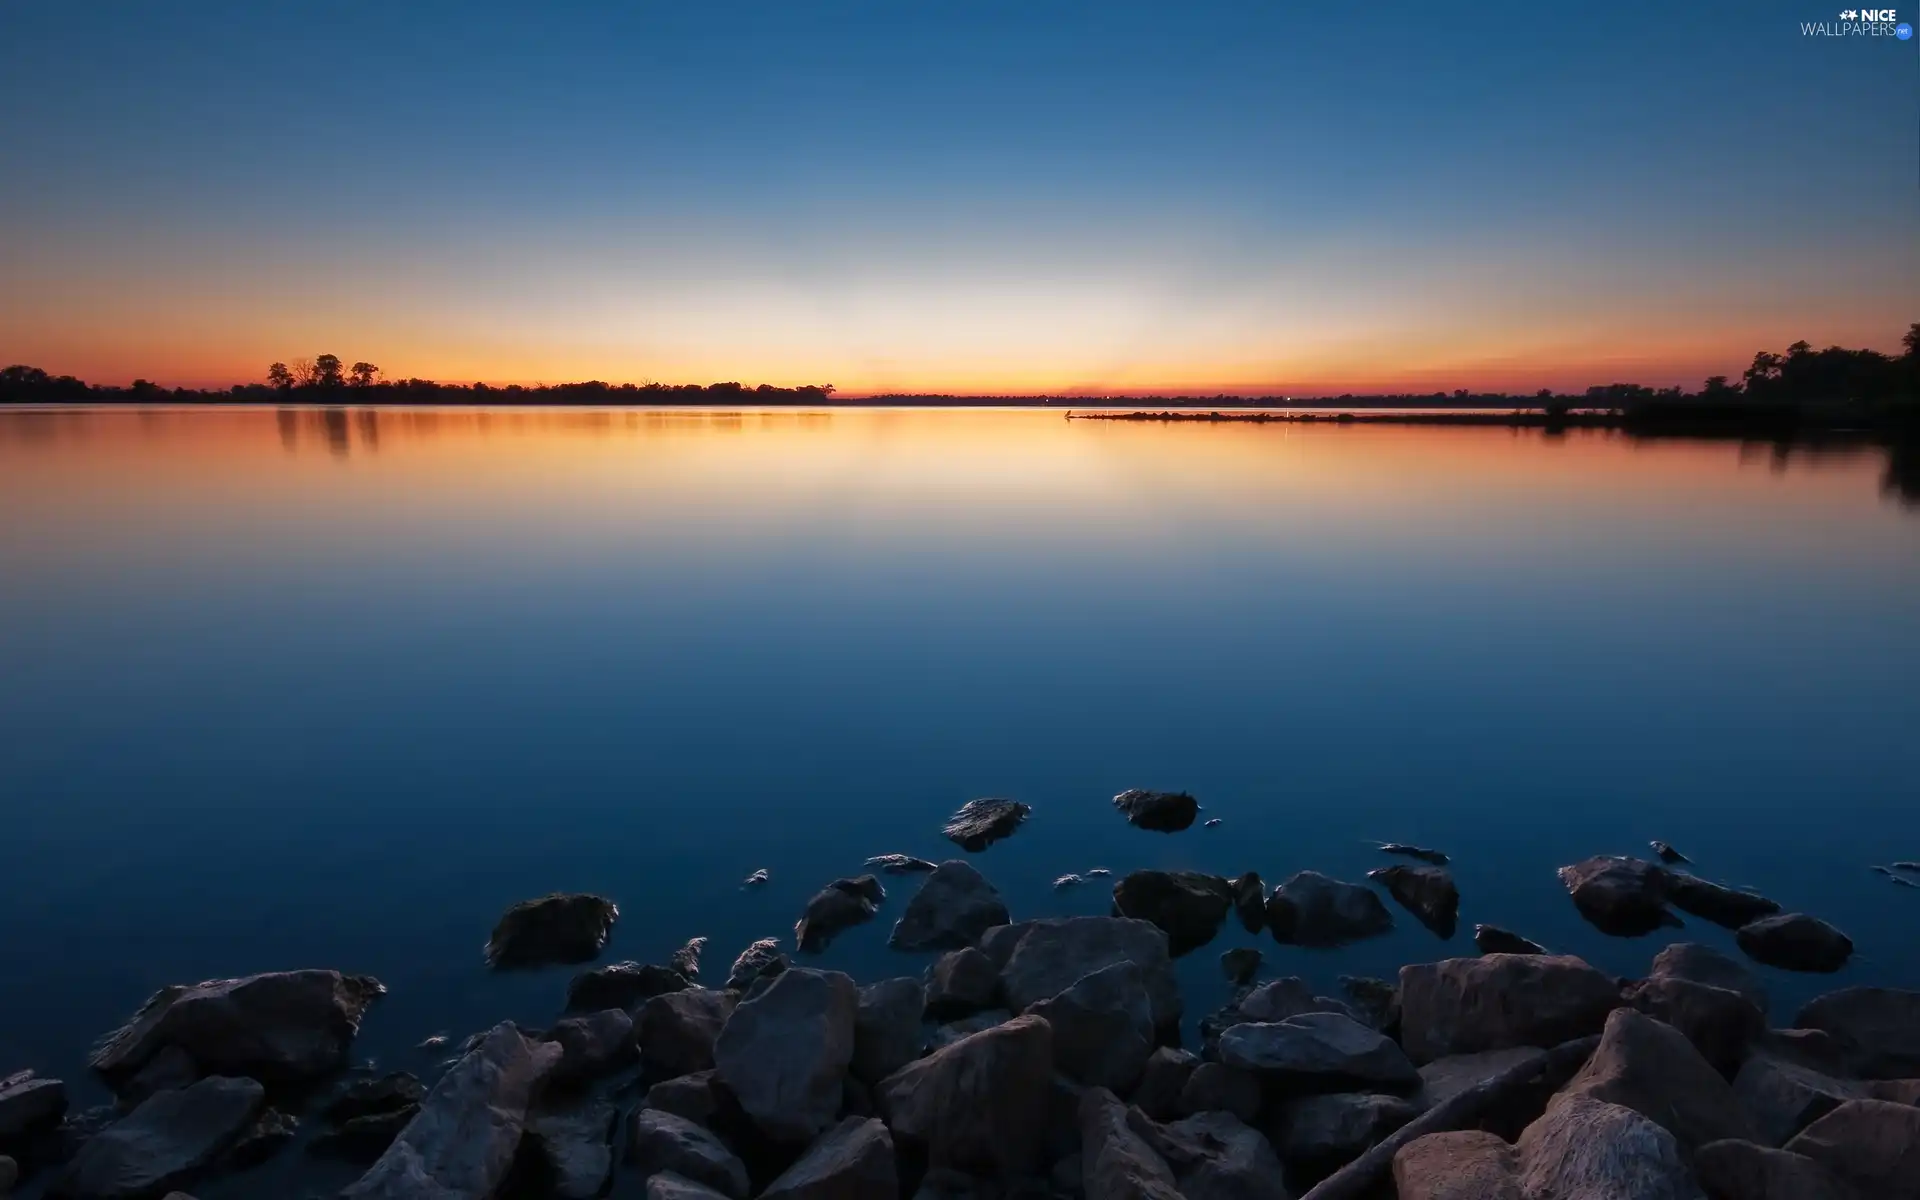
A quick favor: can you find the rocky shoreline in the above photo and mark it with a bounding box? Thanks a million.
[1,796,1915,1200]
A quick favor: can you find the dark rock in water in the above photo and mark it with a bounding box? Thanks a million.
[1175,1064,1260,1125]
[1030,962,1156,1093]
[88,969,384,1085]
[543,1008,637,1086]
[1086,868,1112,878]
[1515,1094,1697,1200]
[1111,870,1233,956]
[44,1105,117,1166]
[1473,924,1547,955]
[1392,1130,1522,1200]
[1368,865,1460,939]
[638,988,738,1078]
[1795,987,1920,1079]
[715,967,859,1144]
[1894,861,1920,873]
[670,937,708,981]
[1112,789,1199,833]
[1131,1048,1200,1122]
[866,854,939,875]
[760,1116,897,1200]
[1219,948,1261,987]
[1274,1092,1418,1166]
[1054,874,1086,890]
[1784,1099,1920,1200]
[725,939,789,991]
[322,1072,425,1123]
[1398,954,1620,1064]
[1557,856,1681,937]
[744,869,771,887]
[926,947,1001,1019]
[1204,818,1223,828]
[983,916,1182,1031]
[795,875,886,954]
[942,798,1030,852]
[875,1014,1054,1178]
[0,1070,68,1142]
[226,1106,296,1168]
[1664,873,1781,929]
[1694,1139,1860,1200]
[1228,872,1264,934]
[1380,843,1450,866]
[1648,941,1767,1015]
[1264,871,1394,947]
[1339,975,1400,1034]
[889,860,1010,952]
[1732,1050,1866,1147]
[310,1108,417,1163]
[1737,913,1854,973]
[852,978,926,1085]
[1079,1086,1181,1200]
[485,893,619,969]
[1551,1008,1757,1151]
[56,1076,262,1199]
[1624,976,1765,1075]
[566,961,690,1013]
[1650,840,1688,864]
[1217,1012,1419,1089]
[113,1045,197,1111]
[529,1101,618,1200]
[627,1109,750,1199]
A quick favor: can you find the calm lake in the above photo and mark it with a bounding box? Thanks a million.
[3,406,1917,1113]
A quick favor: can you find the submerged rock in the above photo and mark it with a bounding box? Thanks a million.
[1204,818,1223,828]
[1737,913,1854,973]
[1558,856,1680,937]
[1055,874,1086,890]
[56,1076,263,1200]
[1111,870,1233,956]
[724,939,789,991]
[566,961,690,1012]
[876,1014,1054,1177]
[1379,843,1450,866]
[1398,954,1620,1063]
[983,916,1182,1031]
[795,875,886,954]
[1219,948,1261,987]
[1664,873,1781,929]
[943,798,1030,852]
[744,869,771,887]
[715,967,859,1144]
[670,937,708,981]
[889,860,1010,952]
[865,854,938,875]
[1368,865,1460,939]
[1794,986,1920,1079]
[1112,789,1199,833]
[1228,872,1264,934]
[1264,871,1393,947]
[1472,925,1546,955]
[484,893,618,968]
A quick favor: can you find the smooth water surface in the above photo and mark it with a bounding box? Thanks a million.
[3,407,1917,1111]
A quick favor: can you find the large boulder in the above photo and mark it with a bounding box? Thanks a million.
[851,977,926,1085]
[1664,874,1781,929]
[484,893,618,968]
[1624,976,1765,1075]
[54,1077,263,1199]
[1392,1130,1522,1200]
[1137,1110,1292,1200]
[1784,1099,1920,1200]
[88,970,384,1084]
[1558,856,1680,936]
[1737,914,1853,973]
[1112,790,1199,833]
[1273,1092,1418,1166]
[339,1024,562,1200]
[528,1102,618,1200]
[638,988,737,1078]
[0,1071,68,1143]
[1516,1094,1704,1200]
[542,1009,637,1086]
[714,967,858,1144]
[1264,872,1393,947]
[1216,1012,1418,1089]
[943,798,1030,852]
[984,917,1181,1031]
[1693,1139,1861,1200]
[795,876,886,954]
[1397,954,1619,1063]
[1648,942,1767,1014]
[626,1110,750,1199]
[566,961,690,1013]
[1079,1087,1181,1200]
[925,948,1001,1018]
[1030,963,1156,1092]
[1367,865,1459,939]
[889,861,1010,952]
[760,1117,897,1200]
[1794,987,1920,1079]
[1733,1052,1867,1147]
[875,1014,1053,1178]
[1549,1008,1756,1150]
[1111,871,1232,956]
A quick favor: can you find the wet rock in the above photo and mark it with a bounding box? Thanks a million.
[1737,913,1853,973]
[1693,1138,1860,1200]
[1086,868,1112,878]
[542,1008,637,1085]
[1398,953,1620,1063]
[876,1014,1054,1178]
[1112,790,1199,833]
[1338,976,1399,1034]
[1217,1012,1418,1089]
[714,967,859,1143]
[1649,942,1768,1015]
[643,1071,728,1127]
[1515,1094,1703,1200]
[309,1109,416,1164]
[88,969,384,1084]
[928,1011,1012,1050]
[484,892,619,968]
[1665,873,1781,929]
[944,798,1031,852]
[1274,1092,1418,1166]
[1379,843,1449,866]
[1111,871,1233,956]
[1650,841,1688,864]
[649,1172,737,1200]
[671,937,709,981]
[984,917,1181,1031]
[1227,873,1264,934]
[1140,1110,1292,1200]
[866,854,939,875]
[1175,1065,1259,1124]
[627,1109,750,1199]
[760,1116,897,1200]
[1219,949,1261,987]
[1794,987,1920,1079]
[322,1072,425,1123]
[1367,865,1459,939]
[55,1076,263,1200]
[926,947,1002,1018]
[0,1071,68,1142]
[113,1047,197,1111]
[1263,871,1393,948]
[851,976,925,1086]
[1624,976,1765,1075]
[528,1101,617,1200]
[1552,1008,1756,1150]
[724,938,789,991]
[890,861,1011,952]
[1204,818,1223,828]
[744,869,771,887]
[1785,1099,1920,1200]
[1056,874,1087,890]
[1392,1130,1521,1200]
[1733,1051,1866,1147]
[224,1107,295,1167]
[1472,925,1546,955]
[1558,856,1681,936]
[1078,1087,1181,1200]
[796,875,886,954]
[638,988,738,1078]
[1130,1049,1199,1122]
[1413,1047,1548,1111]
[1030,963,1156,1092]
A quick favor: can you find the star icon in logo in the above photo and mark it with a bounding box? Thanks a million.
[1840,7,1858,16]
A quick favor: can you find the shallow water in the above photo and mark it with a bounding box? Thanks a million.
[2,406,1917,1116]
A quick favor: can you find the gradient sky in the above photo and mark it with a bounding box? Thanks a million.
[2,0,1916,394]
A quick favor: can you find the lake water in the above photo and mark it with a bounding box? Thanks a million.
[3,406,1917,1124]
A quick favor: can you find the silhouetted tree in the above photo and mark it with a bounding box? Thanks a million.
[267,362,294,390]
[313,354,345,389]
[349,361,380,388]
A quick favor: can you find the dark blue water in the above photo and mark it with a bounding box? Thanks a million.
[3,407,1917,1116]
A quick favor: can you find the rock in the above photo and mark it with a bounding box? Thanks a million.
[529,1103,616,1199]
[1737,914,1853,973]
[714,967,858,1143]
[1131,1048,1199,1121]
[944,798,1031,852]
[225,1107,295,1167]
[0,1071,68,1142]
[875,1014,1054,1178]
[1031,963,1156,1092]
[1624,977,1765,1075]
[1398,954,1620,1063]
[1650,841,1689,864]
[1392,1130,1521,1200]
[1867,1078,1920,1104]
[929,1011,1011,1050]
[984,917,1181,1031]
[1056,875,1087,890]
[1665,874,1781,929]
[910,1167,997,1200]
[1785,1099,1920,1199]
[1379,843,1450,866]
[927,947,1002,1018]
[543,1008,637,1085]
[725,939,789,991]
[627,1110,750,1199]
[649,1172,738,1200]
[671,937,708,980]
[1415,1047,1549,1109]
[114,1047,197,1111]
[87,970,384,1084]
[796,876,886,954]
[1111,790,1199,833]
[1558,856,1681,936]
[851,977,925,1085]
[866,855,939,875]
[1516,1094,1703,1200]
[309,1109,416,1163]
[761,1117,897,1200]
[1275,1092,1418,1166]
[484,892,618,968]
[1144,1110,1292,1200]
[1794,987,1920,1079]
[1733,1051,1867,1147]
[1473,925,1546,955]
[1078,1087,1181,1200]
[1338,976,1399,1034]
[1206,818,1223,827]
[1648,942,1768,1014]
[643,1072,727,1126]
[322,1072,424,1124]
[1217,1012,1418,1088]
[563,960,691,1012]
[1111,871,1233,956]
[1263,871,1393,948]
[1219,949,1261,987]
[1228,873,1264,934]
[1175,1064,1260,1124]
[1693,1139,1860,1200]
[1367,865,1460,939]
[638,988,738,1078]
[1550,1008,1756,1150]
[55,1076,263,1199]
[339,1023,560,1200]
[1086,868,1112,877]
[1197,979,1349,1057]
[744,869,771,887]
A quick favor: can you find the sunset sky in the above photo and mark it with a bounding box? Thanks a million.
[2,0,1915,395]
